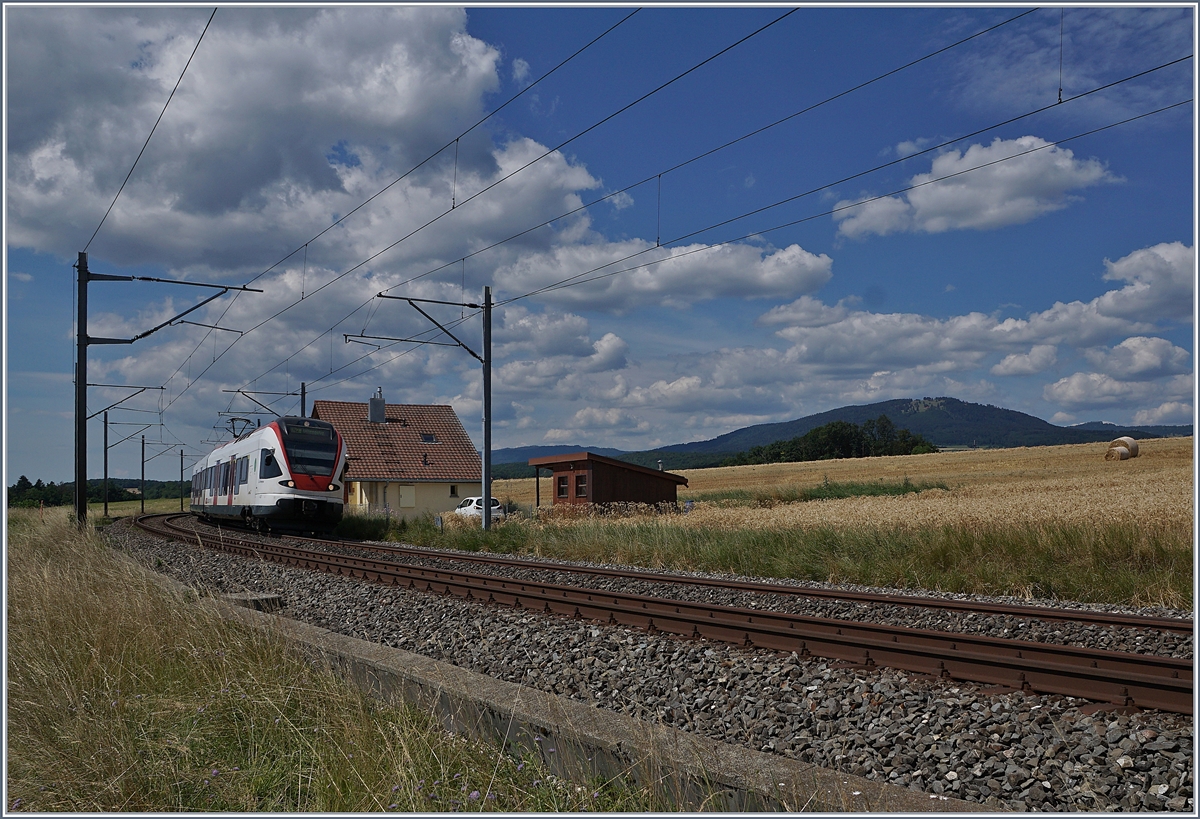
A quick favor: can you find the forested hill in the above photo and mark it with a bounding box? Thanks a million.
[654,397,1190,453]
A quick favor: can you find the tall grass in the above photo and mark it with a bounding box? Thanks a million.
[684,477,949,506]
[5,508,666,812]
[409,514,1191,609]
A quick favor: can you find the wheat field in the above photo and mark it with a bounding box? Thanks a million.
[496,437,1194,534]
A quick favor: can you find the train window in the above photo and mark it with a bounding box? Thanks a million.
[238,457,249,486]
[261,448,283,479]
[556,476,568,498]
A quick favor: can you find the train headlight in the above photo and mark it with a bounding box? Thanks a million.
[328,484,336,491]
[279,479,295,488]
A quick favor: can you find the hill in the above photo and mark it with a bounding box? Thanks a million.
[655,397,1190,453]
[491,397,1191,473]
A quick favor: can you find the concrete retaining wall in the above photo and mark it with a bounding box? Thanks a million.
[212,595,991,812]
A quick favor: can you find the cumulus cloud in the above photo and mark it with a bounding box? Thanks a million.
[1133,402,1193,426]
[1043,372,1192,409]
[496,241,832,311]
[835,136,1114,239]
[1082,336,1191,378]
[763,243,1192,378]
[991,345,1057,376]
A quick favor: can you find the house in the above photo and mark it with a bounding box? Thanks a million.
[527,451,688,507]
[311,392,480,518]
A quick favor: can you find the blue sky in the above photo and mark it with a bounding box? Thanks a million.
[4,5,1195,483]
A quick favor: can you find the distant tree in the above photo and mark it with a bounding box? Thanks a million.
[721,416,937,467]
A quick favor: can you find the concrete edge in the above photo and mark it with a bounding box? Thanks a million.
[127,554,992,812]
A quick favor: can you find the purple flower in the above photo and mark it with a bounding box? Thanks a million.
[392,785,400,792]
[532,780,541,786]
[468,791,480,800]
[211,769,219,776]
[592,792,599,799]
[486,792,496,800]
[548,748,556,753]
[453,773,461,779]
[517,763,524,771]
[388,804,397,810]
[12,799,22,810]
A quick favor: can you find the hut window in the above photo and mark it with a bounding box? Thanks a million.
[575,473,588,498]
[556,476,569,498]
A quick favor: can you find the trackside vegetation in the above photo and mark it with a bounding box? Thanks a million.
[5,508,665,812]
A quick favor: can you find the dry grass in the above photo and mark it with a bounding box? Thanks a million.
[497,438,1193,534]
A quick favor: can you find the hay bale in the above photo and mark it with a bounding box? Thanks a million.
[1105,446,1131,461]
[1109,436,1139,457]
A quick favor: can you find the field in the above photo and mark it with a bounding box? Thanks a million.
[479,438,1194,607]
[6,508,663,812]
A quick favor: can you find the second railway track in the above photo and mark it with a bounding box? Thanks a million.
[137,513,1194,714]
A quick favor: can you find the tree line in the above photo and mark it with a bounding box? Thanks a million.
[7,476,186,508]
[720,416,938,467]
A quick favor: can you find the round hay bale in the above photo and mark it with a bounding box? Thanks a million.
[1109,436,1139,457]
[1105,445,1131,461]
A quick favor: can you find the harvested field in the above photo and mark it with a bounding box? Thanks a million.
[496,437,1193,533]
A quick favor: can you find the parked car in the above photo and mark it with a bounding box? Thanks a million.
[452,496,506,519]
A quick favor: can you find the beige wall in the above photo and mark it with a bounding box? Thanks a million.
[347,480,481,519]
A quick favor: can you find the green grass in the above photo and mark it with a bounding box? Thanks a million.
[5,509,670,812]
[398,515,1191,609]
[682,477,949,506]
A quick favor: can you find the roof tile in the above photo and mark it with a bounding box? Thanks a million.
[311,400,481,483]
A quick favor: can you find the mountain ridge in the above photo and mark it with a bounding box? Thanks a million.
[491,397,1190,470]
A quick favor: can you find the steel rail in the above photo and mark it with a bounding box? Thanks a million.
[281,527,1194,635]
[136,514,1193,714]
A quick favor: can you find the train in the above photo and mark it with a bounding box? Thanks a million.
[190,416,348,533]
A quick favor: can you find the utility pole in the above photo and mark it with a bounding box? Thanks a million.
[103,411,109,518]
[300,382,306,417]
[75,253,89,524]
[366,288,494,529]
[481,287,492,530]
[180,449,185,511]
[140,435,145,515]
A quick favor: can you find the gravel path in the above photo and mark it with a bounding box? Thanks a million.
[107,519,1195,812]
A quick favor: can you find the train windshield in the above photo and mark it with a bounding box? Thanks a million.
[280,421,339,476]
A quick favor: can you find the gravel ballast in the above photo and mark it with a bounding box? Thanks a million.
[106,519,1195,812]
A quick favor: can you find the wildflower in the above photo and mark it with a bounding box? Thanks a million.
[453,773,461,779]
[486,792,496,800]
[548,748,556,753]
[468,791,480,800]
[212,769,219,776]
[517,763,524,771]
[532,780,541,787]
[232,767,240,772]
[12,799,22,810]
[274,718,281,724]
[392,785,400,792]
[592,792,599,799]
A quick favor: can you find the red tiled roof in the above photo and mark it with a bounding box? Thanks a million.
[311,400,481,483]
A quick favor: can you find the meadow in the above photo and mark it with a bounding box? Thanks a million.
[5,508,664,812]
[473,437,1194,608]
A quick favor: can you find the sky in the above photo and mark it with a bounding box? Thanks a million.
[4,5,1195,483]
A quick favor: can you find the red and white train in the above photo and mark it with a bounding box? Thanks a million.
[190,416,348,533]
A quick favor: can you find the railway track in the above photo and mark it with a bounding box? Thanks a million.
[281,530,1194,636]
[136,513,1194,714]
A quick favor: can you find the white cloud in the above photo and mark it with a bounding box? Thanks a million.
[1132,402,1193,426]
[835,136,1114,239]
[1042,372,1192,409]
[495,241,832,311]
[991,344,1057,376]
[1082,336,1191,378]
[11,272,34,282]
[511,57,530,85]
[1096,242,1195,323]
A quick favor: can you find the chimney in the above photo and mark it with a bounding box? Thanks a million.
[369,388,386,423]
[657,459,663,471]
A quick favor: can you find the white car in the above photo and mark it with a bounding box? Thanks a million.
[452,496,507,519]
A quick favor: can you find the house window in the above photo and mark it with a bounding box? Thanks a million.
[556,476,569,498]
[420,433,438,443]
[575,473,588,498]
[450,485,458,497]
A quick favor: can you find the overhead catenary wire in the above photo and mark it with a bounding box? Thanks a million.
[85,8,217,252]
[231,51,1191,408]
[504,99,1193,306]
[160,8,641,410]
[163,8,794,410]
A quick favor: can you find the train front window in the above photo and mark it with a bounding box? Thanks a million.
[280,422,338,476]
